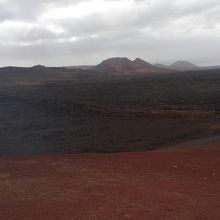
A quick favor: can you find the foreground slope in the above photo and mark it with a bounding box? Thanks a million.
[0,147,219,220]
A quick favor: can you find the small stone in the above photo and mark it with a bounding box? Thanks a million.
[124,214,131,218]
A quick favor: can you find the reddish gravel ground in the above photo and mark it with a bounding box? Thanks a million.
[0,149,219,220]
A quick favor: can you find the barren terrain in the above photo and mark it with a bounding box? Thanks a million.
[0,68,220,155]
[0,145,219,220]
[0,67,220,219]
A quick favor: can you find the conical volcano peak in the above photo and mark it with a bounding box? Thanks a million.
[133,58,152,66]
[104,57,131,63]
[94,57,169,74]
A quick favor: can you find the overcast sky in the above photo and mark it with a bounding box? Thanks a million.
[0,0,220,67]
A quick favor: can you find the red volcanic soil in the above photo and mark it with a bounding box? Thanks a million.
[0,149,219,220]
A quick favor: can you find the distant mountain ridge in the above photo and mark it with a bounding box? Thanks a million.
[155,61,199,71]
[0,65,113,86]
[65,65,95,70]
[155,61,220,71]
[94,57,170,74]
[170,61,198,71]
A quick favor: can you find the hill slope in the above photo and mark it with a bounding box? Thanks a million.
[170,61,199,71]
[94,57,170,74]
[0,149,219,220]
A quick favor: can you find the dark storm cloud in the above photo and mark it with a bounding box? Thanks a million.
[0,0,220,66]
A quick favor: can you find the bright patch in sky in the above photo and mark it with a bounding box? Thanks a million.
[0,0,220,66]
[41,0,134,20]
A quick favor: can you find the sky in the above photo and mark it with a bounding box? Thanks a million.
[0,0,220,67]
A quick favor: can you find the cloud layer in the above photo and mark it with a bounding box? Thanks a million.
[0,0,220,66]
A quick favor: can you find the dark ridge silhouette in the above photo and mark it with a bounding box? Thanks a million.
[94,57,170,74]
[65,65,95,70]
